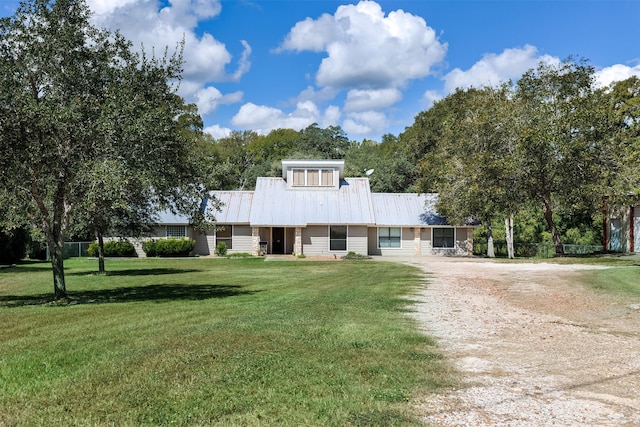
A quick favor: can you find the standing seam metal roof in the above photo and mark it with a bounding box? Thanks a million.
[206,179,456,227]
[248,177,376,226]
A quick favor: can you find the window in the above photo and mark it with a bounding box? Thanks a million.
[433,228,454,248]
[216,225,232,250]
[291,168,334,187]
[307,169,319,186]
[166,225,187,238]
[293,169,305,186]
[320,169,333,186]
[378,227,401,248]
[329,225,347,251]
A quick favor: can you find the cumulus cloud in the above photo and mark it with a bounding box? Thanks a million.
[195,86,243,115]
[204,124,232,140]
[231,101,344,134]
[344,88,402,113]
[442,45,559,93]
[343,111,389,136]
[87,0,250,100]
[595,63,640,88]
[278,0,447,90]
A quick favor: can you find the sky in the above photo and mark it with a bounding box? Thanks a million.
[1,0,639,142]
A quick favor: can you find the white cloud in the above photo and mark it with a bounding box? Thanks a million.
[344,88,402,112]
[195,86,243,115]
[278,0,447,90]
[321,106,342,128]
[231,102,344,134]
[231,102,319,134]
[421,89,443,108]
[595,63,640,88]
[204,124,232,139]
[442,45,559,93]
[343,111,388,136]
[87,0,250,105]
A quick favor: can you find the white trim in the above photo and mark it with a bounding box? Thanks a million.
[377,226,402,249]
[166,225,187,238]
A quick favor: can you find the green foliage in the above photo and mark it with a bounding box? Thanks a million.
[341,251,370,260]
[87,241,137,258]
[214,241,228,256]
[0,228,28,264]
[142,238,195,257]
[0,0,204,295]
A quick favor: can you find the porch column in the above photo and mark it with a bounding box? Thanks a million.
[252,227,260,256]
[294,227,303,256]
[414,227,421,255]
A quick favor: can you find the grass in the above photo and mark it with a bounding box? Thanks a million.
[0,258,453,426]
[578,265,640,297]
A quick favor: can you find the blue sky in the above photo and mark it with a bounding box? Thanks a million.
[2,0,639,141]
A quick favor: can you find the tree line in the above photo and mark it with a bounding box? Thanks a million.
[1,0,639,299]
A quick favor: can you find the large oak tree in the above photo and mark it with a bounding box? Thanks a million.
[0,0,205,298]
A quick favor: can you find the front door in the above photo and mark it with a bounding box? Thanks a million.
[272,227,285,254]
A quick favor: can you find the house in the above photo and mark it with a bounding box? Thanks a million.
[603,199,639,253]
[135,159,476,257]
[205,159,475,257]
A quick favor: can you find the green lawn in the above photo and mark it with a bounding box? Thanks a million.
[0,258,453,426]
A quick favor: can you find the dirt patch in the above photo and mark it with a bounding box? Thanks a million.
[398,257,640,426]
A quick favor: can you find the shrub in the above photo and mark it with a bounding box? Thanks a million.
[215,241,227,256]
[142,238,195,257]
[88,240,137,258]
[341,251,370,260]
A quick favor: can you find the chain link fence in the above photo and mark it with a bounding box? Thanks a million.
[473,242,603,258]
[46,242,92,260]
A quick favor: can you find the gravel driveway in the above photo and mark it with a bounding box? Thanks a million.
[392,257,640,426]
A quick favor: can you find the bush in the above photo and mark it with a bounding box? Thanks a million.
[341,251,370,260]
[215,241,227,256]
[142,238,195,257]
[88,240,137,258]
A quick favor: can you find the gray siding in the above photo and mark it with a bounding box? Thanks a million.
[302,226,329,255]
[367,227,381,256]
[192,229,213,256]
[372,227,416,257]
[230,225,253,253]
[347,226,368,255]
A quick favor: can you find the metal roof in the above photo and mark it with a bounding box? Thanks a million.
[371,193,448,226]
[156,209,191,225]
[249,177,376,226]
[207,191,254,224]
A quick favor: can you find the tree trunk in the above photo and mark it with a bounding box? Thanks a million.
[96,230,106,274]
[541,196,564,256]
[49,236,68,300]
[486,217,495,258]
[505,214,514,259]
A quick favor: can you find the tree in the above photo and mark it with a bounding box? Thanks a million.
[515,59,614,256]
[0,0,202,298]
[606,76,640,199]
[417,86,521,258]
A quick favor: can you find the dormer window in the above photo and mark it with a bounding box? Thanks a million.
[292,168,334,187]
[282,159,344,190]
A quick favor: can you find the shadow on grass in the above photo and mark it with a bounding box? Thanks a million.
[0,283,260,307]
[66,268,202,277]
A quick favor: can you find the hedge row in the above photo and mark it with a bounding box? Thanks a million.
[142,238,195,257]
[87,241,137,257]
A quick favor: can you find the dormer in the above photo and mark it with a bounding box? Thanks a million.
[282,159,344,190]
